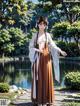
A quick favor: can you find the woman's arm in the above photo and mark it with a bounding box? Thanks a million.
[48,33,67,56]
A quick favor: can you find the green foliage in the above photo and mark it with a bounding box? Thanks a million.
[51,22,70,38]
[57,41,67,51]
[64,72,80,90]
[64,102,80,106]
[38,0,80,23]
[72,21,80,27]
[8,27,27,55]
[3,43,14,53]
[0,83,10,93]
[0,0,28,28]
[68,21,80,37]
[0,27,27,56]
[8,27,26,46]
[70,5,80,14]
[51,21,80,48]
[67,21,80,45]
[27,28,37,39]
[67,42,79,56]
[38,0,61,6]
[0,29,10,43]
[0,29,13,56]
[57,41,80,57]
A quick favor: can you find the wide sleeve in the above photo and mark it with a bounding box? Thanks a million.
[29,33,36,51]
[29,33,40,52]
[48,33,62,53]
[47,33,61,82]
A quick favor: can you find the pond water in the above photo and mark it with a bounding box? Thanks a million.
[0,58,80,89]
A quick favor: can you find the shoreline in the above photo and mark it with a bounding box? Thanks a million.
[0,56,80,63]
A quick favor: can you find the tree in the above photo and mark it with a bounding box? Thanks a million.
[68,21,80,46]
[0,0,27,28]
[0,29,14,57]
[51,21,70,41]
[0,27,27,57]
[38,0,80,24]
[51,21,80,49]
[8,27,27,56]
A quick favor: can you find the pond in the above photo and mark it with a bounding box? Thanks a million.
[0,57,80,89]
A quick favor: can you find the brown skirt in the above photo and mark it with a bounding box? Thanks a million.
[31,43,55,105]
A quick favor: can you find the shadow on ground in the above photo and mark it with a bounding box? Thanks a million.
[10,102,33,106]
[10,102,52,106]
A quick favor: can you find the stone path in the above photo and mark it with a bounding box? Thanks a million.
[10,89,80,106]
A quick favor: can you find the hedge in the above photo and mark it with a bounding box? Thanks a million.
[64,71,80,90]
[0,83,10,93]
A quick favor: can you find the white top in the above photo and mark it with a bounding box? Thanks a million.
[29,32,62,53]
[37,33,46,51]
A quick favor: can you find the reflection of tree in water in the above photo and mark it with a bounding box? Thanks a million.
[0,59,79,88]
[0,61,32,88]
[13,70,31,84]
[0,62,15,83]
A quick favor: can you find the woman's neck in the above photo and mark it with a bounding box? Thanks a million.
[38,30,45,36]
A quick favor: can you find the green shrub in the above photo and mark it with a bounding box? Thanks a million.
[57,41,80,57]
[57,41,67,51]
[64,72,80,90]
[64,102,80,106]
[67,42,79,57]
[51,21,70,38]
[0,83,10,93]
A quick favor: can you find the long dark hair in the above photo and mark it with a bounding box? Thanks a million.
[34,16,48,48]
[37,16,48,26]
[34,32,48,49]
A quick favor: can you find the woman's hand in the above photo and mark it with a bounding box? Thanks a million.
[61,50,67,56]
[39,49,44,54]
[34,48,44,53]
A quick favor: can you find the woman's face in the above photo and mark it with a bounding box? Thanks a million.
[38,21,46,31]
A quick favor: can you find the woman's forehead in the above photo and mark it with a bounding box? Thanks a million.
[39,21,46,25]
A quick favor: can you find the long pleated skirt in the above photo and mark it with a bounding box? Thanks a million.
[31,43,55,105]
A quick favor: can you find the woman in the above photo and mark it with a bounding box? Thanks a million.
[29,16,67,106]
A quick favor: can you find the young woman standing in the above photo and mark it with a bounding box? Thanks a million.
[29,16,67,106]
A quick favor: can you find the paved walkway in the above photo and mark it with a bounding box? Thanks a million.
[10,89,80,106]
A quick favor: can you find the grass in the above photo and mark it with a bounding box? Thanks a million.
[64,102,80,106]
[55,86,80,92]
[55,86,73,91]
[0,92,18,100]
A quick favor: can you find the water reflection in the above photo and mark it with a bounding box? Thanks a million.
[0,58,80,89]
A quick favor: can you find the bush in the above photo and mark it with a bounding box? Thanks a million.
[67,42,79,57]
[51,21,70,38]
[57,41,80,57]
[64,102,80,106]
[64,72,80,90]
[0,83,10,93]
[57,41,67,51]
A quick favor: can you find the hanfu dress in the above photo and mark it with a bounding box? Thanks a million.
[29,32,62,105]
